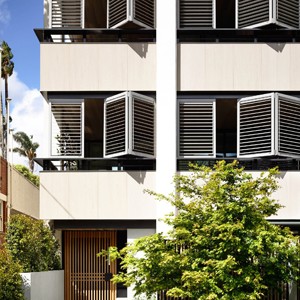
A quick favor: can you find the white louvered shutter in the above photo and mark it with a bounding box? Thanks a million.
[236,0,270,28]
[104,92,155,158]
[130,93,155,158]
[277,93,300,158]
[238,93,275,158]
[237,0,299,29]
[50,100,84,157]
[178,100,216,158]
[51,0,83,28]
[276,0,299,29]
[179,0,215,28]
[107,0,155,28]
[104,93,127,157]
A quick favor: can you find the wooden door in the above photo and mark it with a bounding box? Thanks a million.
[64,231,117,300]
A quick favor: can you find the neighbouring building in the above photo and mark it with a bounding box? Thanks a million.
[36,0,300,299]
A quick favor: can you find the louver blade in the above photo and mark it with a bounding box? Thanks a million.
[107,0,127,28]
[104,96,126,156]
[179,101,215,158]
[51,0,82,27]
[278,94,300,157]
[237,0,270,28]
[132,95,155,157]
[51,103,82,156]
[133,0,155,28]
[238,94,273,157]
[277,0,299,29]
[179,0,214,28]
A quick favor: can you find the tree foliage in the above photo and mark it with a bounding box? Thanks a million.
[1,40,14,100]
[0,249,24,300]
[5,214,61,272]
[14,164,40,187]
[13,131,39,173]
[101,161,300,300]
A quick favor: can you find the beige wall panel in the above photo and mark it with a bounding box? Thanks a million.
[11,167,39,219]
[179,43,300,91]
[40,43,156,92]
[40,171,156,220]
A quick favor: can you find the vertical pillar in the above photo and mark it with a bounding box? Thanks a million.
[156,0,177,233]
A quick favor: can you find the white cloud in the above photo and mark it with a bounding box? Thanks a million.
[0,0,10,26]
[3,72,47,173]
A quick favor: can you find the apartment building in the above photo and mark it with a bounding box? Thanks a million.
[36,0,300,299]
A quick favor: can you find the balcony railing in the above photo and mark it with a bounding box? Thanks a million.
[35,157,300,172]
[35,28,300,43]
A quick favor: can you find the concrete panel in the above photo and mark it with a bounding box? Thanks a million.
[11,167,39,219]
[179,43,300,91]
[40,43,156,92]
[21,270,64,300]
[40,171,156,220]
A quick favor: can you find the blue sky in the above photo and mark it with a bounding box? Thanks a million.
[0,0,43,89]
[0,0,46,171]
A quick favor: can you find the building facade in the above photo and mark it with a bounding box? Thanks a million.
[37,0,300,299]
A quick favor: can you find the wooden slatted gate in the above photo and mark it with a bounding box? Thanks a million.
[64,231,117,300]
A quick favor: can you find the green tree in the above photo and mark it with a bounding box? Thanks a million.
[5,214,61,272]
[14,164,40,187]
[100,161,300,300]
[1,40,14,157]
[13,131,39,173]
[0,249,24,300]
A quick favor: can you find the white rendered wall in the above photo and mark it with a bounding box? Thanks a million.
[179,43,300,91]
[21,270,64,300]
[156,0,177,233]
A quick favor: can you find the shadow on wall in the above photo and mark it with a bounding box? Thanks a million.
[267,43,286,52]
[129,171,147,184]
[129,43,149,58]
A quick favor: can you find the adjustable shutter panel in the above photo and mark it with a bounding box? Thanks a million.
[179,100,215,158]
[277,0,299,29]
[51,0,82,28]
[237,0,270,28]
[179,0,215,28]
[104,94,127,157]
[277,93,300,158]
[238,94,274,158]
[131,93,155,158]
[51,102,83,157]
[107,0,128,28]
[133,0,155,28]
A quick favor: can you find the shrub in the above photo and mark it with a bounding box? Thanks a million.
[14,164,39,187]
[5,214,61,272]
[0,249,24,300]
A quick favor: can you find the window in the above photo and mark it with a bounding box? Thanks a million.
[50,0,155,29]
[179,0,235,29]
[178,93,300,160]
[50,100,84,157]
[178,99,216,158]
[179,0,299,29]
[51,0,83,28]
[238,92,300,158]
[104,91,155,158]
[107,0,155,29]
[236,0,299,29]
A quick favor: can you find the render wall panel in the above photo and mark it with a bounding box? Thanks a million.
[40,43,156,92]
[40,171,156,219]
[179,43,300,91]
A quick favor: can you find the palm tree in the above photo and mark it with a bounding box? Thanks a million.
[13,132,39,173]
[1,41,14,158]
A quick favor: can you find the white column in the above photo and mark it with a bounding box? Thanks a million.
[156,0,177,234]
